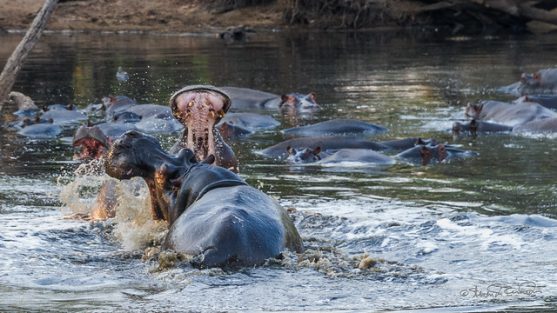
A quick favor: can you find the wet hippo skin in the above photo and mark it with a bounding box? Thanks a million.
[105,131,303,267]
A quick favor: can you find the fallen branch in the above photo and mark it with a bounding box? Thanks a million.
[0,0,59,112]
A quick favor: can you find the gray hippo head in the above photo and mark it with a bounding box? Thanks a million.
[105,130,243,223]
[396,143,478,166]
[465,102,483,119]
[279,92,320,114]
[286,146,322,163]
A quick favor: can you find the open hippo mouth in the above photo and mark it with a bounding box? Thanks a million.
[170,85,231,162]
[72,125,110,160]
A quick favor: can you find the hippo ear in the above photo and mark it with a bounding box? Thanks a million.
[159,162,180,179]
[280,95,295,107]
[312,146,321,155]
[202,154,215,165]
[437,144,447,162]
[287,145,296,155]
[308,92,317,102]
[415,138,426,146]
[177,148,197,164]
[466,103,481,118]
[533,72,541,81]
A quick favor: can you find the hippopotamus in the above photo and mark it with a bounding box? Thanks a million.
[40,103,88,126]
[515,95,557,110]
[396,143,478,165]
[378,137,437,151]
[465,100,556,127]
[287,146,395,167]
[500,68,557,96]
[281,119,387,138]
[101,96,183,134]
[7,91,39,117]
[219,25,255,43]
[105,131,303,267]
[218,86,319,114]
[216,112,280,139]
[512,117,557,133]
[169,85,238,172]
[73,125,112,159]
[452,119,513,137]
[103,95,137,120]
[17,118,62,139]
[258,136,389,160]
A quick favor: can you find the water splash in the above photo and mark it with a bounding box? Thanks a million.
[57,159,167,251]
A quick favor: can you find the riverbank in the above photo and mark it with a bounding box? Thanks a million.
[0,0,283,34]
[1,0,556,35]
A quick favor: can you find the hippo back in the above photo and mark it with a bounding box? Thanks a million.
[165,185,303,267]
[219,87,279,110]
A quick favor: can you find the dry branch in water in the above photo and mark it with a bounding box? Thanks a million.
[0,0,59,112]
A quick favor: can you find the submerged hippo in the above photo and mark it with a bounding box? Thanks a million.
[512,117,557,133]
[500,68,557,96]
[40,103,88,126]
[452,119,513,137]
[287,146,395,167]
[103,95,137,120]
[216,112,280,139]
[465,100,556,127]
[281,119,387,138]
[516,95,557,110]
[258,136,389,160]
[219,86,319,114]
[170,85,238,172]
[17,118,62,139]
[8,91,39,117]
[105,131,303,267]
[396,143,478,165]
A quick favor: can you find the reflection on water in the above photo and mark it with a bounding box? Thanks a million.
[1,31,557,312]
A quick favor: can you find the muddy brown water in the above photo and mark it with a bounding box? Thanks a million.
[1,31,557,312]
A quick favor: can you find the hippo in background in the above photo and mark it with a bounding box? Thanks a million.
[218,86,320,114]
[258,136,389,160]
[396,143,478,166]
[281,119,387,138]
[465,100,556,127]
[286,146,395,167]
[452,119,513,137]
[459,99,557,135]
[170,85,238,172]
[17,117,62,139]
[259,136,439,160]
[499,68,557,96]
[7,91,40,117]
[105,131,303,267]
[40,103,88,126]
[216,112,280,140]
[514,95,557,110]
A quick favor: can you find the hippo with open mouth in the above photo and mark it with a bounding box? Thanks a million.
[105,131,303,267]
[170,85,238,172]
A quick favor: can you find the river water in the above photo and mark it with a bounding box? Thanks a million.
[1,31,557,312]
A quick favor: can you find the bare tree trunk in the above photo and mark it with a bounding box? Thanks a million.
[0,0,59,112]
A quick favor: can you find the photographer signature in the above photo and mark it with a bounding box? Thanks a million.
[460,280,544,299]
